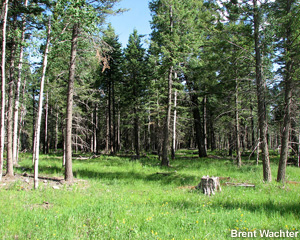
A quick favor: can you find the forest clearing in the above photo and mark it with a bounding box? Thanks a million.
[0,150,300,240]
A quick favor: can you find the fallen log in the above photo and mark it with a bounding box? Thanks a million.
[219,177,231,181]
[225,182,255,188]
[22,173,63,182]
[286,181,300,185]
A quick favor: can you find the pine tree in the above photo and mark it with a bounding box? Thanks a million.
[275,0,300,182]
[124,29,148,157]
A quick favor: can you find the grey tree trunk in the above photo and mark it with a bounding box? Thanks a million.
[161,6,174,166]
[235,78,242,167]
[16,78,27,163]
[277,0,293,183]
[33,19,51,189]
[43,90,49,154]
[6,32,16,177]
[55,111,58,152]
[105,99,109,153]
[65,23,79,182]
[203,95,207,153]
[171,89,177,160]
[13,0,28,165]
[253,0,271,182]
[0,0,9,181]
[161,65,173,166]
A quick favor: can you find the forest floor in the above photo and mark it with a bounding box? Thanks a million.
[0,150,299,239]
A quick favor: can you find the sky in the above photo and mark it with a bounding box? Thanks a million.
[107,0,152,48]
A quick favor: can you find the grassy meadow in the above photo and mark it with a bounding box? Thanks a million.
[0,150,300,240]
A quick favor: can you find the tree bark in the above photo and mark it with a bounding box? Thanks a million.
[253,0,271,182]
[0,0,9,181]
[133,106,140,157]
[55,110,58,152]
[191,93,207,158]
[6,29,17,177]
[105,99,109,153]
[43,90,49,154]
[65,23,79,182]
[93,105,98,153]
[277,0,293,183]
[171,89,177,160]
[235,78,242,167]
[161,6,174,166]
[133,74,140,157]
[203,95,207,153]
[33,19,51,189]
[161,65,173,166]
[13,0,28,165]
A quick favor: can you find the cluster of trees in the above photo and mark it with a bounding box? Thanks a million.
[0,0,299,187]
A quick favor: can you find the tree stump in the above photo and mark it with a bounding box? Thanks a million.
[196,176,221,196]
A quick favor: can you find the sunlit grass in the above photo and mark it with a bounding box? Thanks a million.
[0,150,299,239]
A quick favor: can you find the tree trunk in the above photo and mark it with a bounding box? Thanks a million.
[93,105,98,153]
[108,81,114,154]
[235,78,242,167]
[161,65,173,166]
[112,79,117,153]
[0,0,9,181]
[6,30,17,177]
[171,89,177,160]
[33,19,51,189]
[133,75,140,157]
[32,86,36,154]
[43,90,49,154]
[277,0,293,183]
[161,6,174,166]
[253,0,271,182]
[65,23,79,182]
[55,110,58,152]
[203,95,207,153]
[290,118,297,156]
[133,106,140,157]
[13,0,28,165]
[105,99,109,153]
[16,78,27,162]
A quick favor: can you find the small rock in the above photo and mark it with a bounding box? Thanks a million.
[43,180,48,183]
[52,186,60,190]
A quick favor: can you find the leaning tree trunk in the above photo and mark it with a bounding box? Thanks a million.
[33,19,51,189]
[253,0,271,182]
[277,0,293,183]
[65,23,79,182]
[0,0,9,181]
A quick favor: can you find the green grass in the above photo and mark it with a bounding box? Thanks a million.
[1,150,300,240]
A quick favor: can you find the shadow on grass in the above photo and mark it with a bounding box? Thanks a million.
[72,168,197,186]
[213,200,300,218]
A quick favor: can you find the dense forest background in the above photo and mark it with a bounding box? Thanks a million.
[0,0,299,185]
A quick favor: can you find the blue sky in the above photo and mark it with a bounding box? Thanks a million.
[107,0,152,48]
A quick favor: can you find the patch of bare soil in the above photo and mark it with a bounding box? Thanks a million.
[0,173,88,191]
